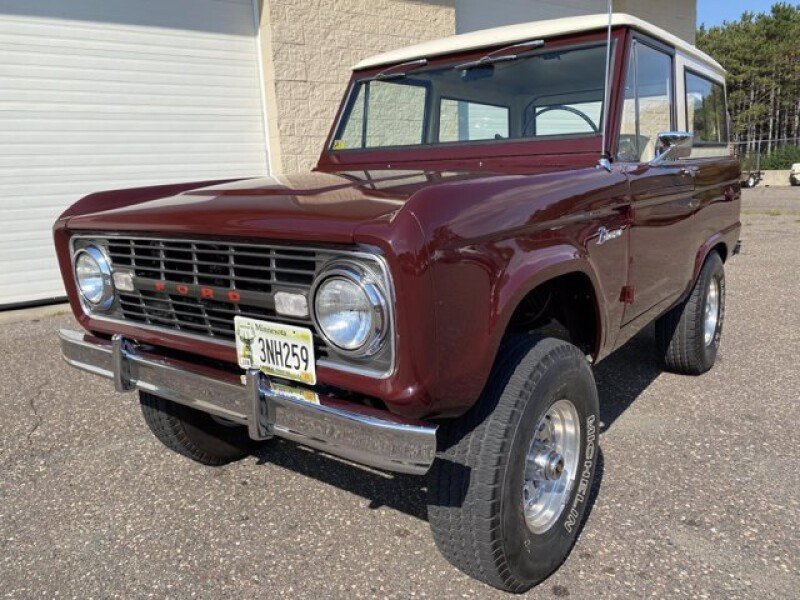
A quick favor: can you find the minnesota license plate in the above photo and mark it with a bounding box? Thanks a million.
[234,316,316,385]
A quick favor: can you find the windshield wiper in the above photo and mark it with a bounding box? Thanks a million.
[374,58,428,81]
[454,39,545,70]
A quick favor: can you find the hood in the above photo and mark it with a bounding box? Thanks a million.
[65,170,485,243]
[63,164,580,243]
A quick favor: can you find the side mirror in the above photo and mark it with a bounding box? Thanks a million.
[650,131,693,166]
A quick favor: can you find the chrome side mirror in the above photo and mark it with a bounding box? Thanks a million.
[650,131,693,166]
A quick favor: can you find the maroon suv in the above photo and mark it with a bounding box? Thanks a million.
[55,14,740,592]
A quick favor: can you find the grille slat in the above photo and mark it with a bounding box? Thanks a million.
[107,237,333,358]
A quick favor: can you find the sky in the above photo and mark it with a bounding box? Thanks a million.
[697,0,800,27]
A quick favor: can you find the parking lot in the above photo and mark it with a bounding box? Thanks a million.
[1,187,798,599]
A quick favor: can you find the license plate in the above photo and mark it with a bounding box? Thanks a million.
[234,316,316,385]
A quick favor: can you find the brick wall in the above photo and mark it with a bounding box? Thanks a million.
[259,0,456,174]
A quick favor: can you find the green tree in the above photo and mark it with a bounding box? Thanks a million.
[697,3,800,167]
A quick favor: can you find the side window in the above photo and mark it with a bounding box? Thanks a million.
[336,84,366,150]
[617,41,674,162]
[334,81,427,150]
[685,71,728,154]
[366,81,427,148]
[439,99,509,142]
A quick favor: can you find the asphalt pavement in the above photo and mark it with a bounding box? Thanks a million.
[1,188,798,599]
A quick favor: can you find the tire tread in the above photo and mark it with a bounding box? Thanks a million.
[140,392,249,466]
[428,336,594,592]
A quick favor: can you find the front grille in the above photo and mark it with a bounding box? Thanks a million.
[103,237,336,354]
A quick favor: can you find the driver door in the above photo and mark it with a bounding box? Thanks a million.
[618,37,698,328]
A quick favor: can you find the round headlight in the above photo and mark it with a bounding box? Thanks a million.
[312,264,387,356]
[75,245,114,310]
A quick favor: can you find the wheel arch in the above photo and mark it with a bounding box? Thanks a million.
[678,233,730,308]
[693,234,729,282]
[492,250,605,363]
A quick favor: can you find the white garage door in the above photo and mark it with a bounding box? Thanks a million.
[0,0,269,307]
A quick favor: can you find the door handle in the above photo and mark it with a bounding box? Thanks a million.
[687,197,700,209]
[680,166,699,177]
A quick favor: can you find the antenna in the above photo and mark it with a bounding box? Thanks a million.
[597,0,613,172]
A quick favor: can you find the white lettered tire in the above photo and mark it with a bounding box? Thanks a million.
[427,336,600,592]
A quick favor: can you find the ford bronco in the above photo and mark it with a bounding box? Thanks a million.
[55,14,741,592]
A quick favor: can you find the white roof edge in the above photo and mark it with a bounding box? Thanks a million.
[353,13,724,74]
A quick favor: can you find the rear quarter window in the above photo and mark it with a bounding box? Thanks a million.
[685,70,729,156]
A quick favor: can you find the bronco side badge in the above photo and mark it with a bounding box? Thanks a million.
[596,225,623,245]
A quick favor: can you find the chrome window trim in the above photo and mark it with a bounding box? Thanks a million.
[69,234,397,380]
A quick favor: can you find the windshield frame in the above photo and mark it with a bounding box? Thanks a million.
[320,28,627,167]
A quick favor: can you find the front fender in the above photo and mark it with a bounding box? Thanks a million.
[426,239,605,418]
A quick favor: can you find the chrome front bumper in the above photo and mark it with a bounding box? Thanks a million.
[59,329,437,474]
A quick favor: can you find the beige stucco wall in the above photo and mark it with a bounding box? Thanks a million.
[258,0,456,174]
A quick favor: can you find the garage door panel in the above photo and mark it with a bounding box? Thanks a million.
[0,272,65,297]
[0,129,265,145]
[0,114,266,132]
[0,65,258,89]
[1,47,260,79]
[0,26,257,59]
[0,256,58,274]
[0,21,254,54]
[1,142,266,157]
[2,75,257,99]
[0,0,256,37]
[1,102,264,118]
[1,89,263,112]
[0,150,268,169]
[0,157,268,178]
[0,0,268,306]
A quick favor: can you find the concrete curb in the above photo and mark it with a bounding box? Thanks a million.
[0,302,71,326]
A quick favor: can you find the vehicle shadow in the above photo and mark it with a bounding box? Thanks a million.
[253,440,429,519]
[252,325,661,523]
[593,323,662,434]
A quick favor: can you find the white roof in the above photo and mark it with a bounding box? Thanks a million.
[353,13,724,73]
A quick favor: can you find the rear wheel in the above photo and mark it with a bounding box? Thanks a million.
[427,336,599,592]
[139,392,255,465]
[656,252,725,375]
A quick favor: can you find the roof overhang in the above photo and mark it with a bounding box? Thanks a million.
[353,13,724,74]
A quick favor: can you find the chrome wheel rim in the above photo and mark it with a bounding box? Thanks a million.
[704,278,720,346]
[522,399,581,534]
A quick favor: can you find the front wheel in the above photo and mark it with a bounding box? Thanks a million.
[427,336,599,592]
[139,392,256,465]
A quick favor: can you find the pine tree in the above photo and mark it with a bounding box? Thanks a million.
[696,3,800,167]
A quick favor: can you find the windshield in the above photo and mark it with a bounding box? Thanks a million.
[331,43,611,152]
